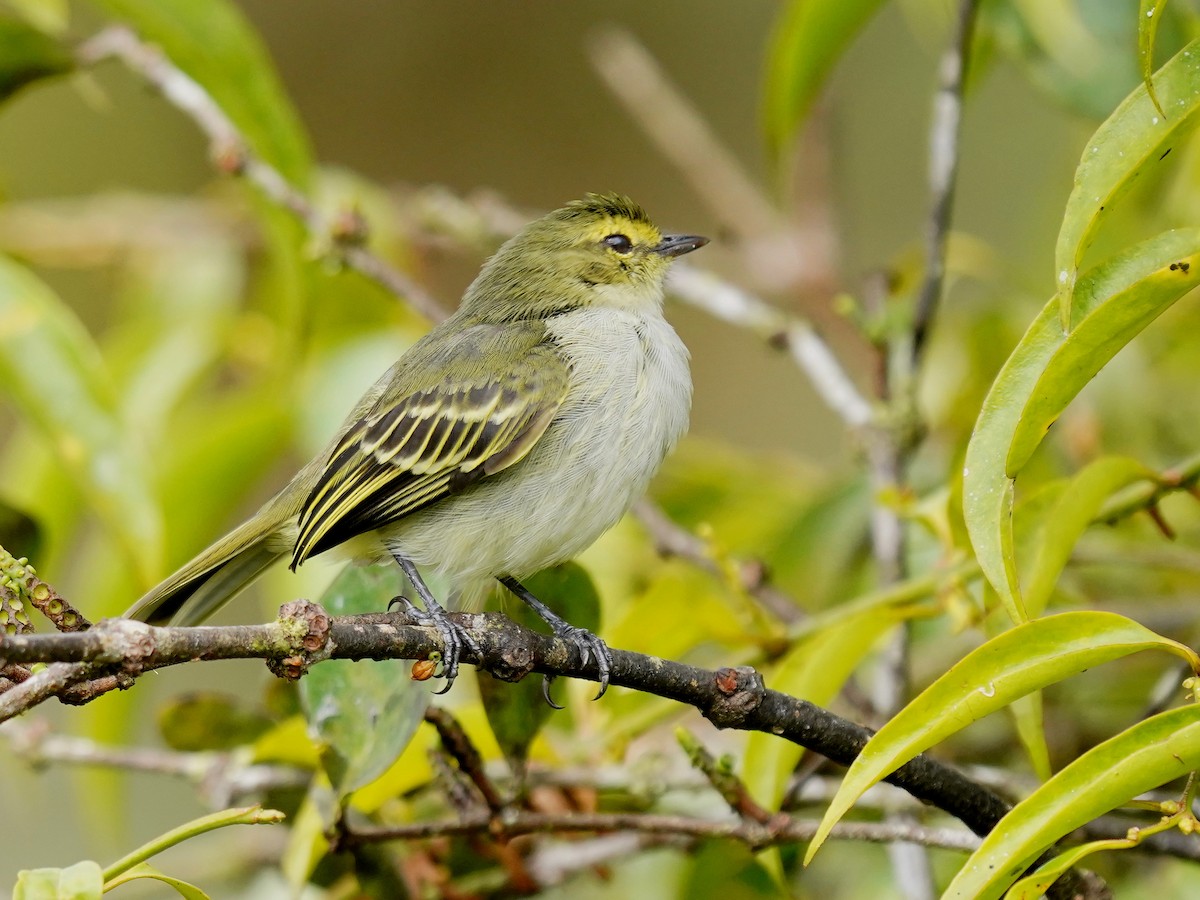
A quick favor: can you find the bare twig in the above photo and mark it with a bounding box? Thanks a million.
[868,4,982,895]
[76,26,448,323]
[0,720,309,806]
[587,27,781,237]
[678,730,777,826]
[667,265,873,428]
[425,707,506,813]
[632,499,801,625]
[911,0,980,361]
[340,808,981,854]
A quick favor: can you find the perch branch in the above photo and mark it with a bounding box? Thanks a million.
[0,601,1017,843]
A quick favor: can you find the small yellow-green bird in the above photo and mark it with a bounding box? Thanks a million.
[126,193,707,695]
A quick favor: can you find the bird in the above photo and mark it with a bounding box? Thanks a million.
[125,192,707,697]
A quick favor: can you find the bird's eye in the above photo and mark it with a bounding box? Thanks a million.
[603,233,634,254]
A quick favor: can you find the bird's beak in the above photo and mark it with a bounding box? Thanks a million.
[653,233,709,258]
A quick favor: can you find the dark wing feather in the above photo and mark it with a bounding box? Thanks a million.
[290,345,569,568]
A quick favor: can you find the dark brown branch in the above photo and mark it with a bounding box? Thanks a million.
[0,602,1014,845]
[425,706,506,813]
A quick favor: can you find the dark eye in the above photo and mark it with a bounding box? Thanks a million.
[603,233,633,254]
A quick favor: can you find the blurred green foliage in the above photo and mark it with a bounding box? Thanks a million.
[4,1,1200,898]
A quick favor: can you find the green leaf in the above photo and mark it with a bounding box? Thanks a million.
[481,564,597,774]
[1007,691,1051,782]
[805,611,1198,863]
[156,387,292,564]
[103,863,209,900]
[679,841,779,900]
[1138,0,1171,117]
[762,0,887,163]
[0,495,41,561]
[0,255,163,582]
[156,692,274,752]
[88,0,312,183]
[991,0,1144,121]
[299,563,429,798]
[943,704,1200,899]
[1055,37,1200,328]
[1022,456,1154,617]
[964,228,1200,619]
[1003,836,1135,900]
[4,0,69,34]
[0,15,71,103]
[14,861,103,900]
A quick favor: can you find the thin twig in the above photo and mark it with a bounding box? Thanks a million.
[678,730,778,826]
[632,499,802,625]
[911,0,980,361]
[667,264,873,428]
[0,720,309,806]
[341,808,981,854]
[869,4,982,895]
[586,27,782,237]
[425,707,506,813]
[76,26,448,323]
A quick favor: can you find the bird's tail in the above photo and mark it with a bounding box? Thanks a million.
[124,517,287,626]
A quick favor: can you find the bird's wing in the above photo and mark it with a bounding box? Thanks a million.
[290,336,570,568]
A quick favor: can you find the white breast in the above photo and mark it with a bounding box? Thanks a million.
[385,306,691,605]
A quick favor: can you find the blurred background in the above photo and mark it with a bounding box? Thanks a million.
[0,0,1100,464]
[4,1,1200,897]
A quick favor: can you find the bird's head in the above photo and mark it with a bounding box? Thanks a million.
[461,193,708,321]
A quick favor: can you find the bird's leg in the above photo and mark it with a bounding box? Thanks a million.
[390,553,479,693]
[498,575,612,704]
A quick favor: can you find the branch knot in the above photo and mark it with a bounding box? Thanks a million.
[705,666,765,729]
[268,600,332,680]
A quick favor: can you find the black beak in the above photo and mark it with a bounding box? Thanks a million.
[653,233,709,258]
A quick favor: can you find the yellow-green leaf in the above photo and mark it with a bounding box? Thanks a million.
[805,611,1198,863]
[1003,836,1135,900]
[0,256,163,582]
[944,704,1200,899]
[1055,37,1200,328]
[964,228,1200,619]
[0,15,72,103]
[762,0,886,163]
[1138,0,1171,117]
[1007,691,1051,782]
[88,0,312,183]
[13,861,102,900]
[103,863,209,900]
[299,563,429,798]
[1022,456,1154,617]
[745,606,901,814]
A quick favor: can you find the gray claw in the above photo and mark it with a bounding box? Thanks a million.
[541,675,564,710]
[390,594,478,691]
[552,623,611,700]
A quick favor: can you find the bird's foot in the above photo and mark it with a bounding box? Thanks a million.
[498,575,613,705]
[538,622,612,708]
[388,594,480,694]
[551,620,612,702]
